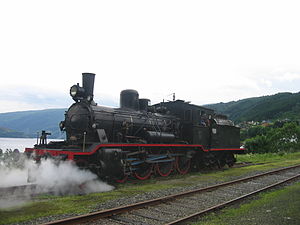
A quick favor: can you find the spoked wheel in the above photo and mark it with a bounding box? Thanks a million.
[133,163,153,180]
[156,151,174,177]
[176,155,191,175]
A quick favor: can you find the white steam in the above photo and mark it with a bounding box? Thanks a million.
[0,154,114,209]
[0,166,28,187]
[28,159,114,195]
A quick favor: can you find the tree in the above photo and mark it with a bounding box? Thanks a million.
[244,122,300,153]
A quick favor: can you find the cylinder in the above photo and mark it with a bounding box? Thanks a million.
[145,131,175,143]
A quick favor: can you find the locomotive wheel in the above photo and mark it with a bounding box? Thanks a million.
[133,163,153,180]
[156,161,174,177]
[176,155,191,175]
[155,151,174,177]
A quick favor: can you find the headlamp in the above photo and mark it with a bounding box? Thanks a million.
[70,84,85,100]
[70,85,78,97]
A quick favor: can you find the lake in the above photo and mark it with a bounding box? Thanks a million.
[0,137,64,152]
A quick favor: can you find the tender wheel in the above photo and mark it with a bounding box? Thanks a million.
[176,155,191,175]
[133,163,153,180]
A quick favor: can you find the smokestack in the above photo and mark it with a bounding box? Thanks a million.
[82,73,95,99]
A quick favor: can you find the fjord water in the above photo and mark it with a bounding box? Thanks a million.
[0,137,63,152]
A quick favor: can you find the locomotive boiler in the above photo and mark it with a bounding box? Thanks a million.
[25,73,244,182]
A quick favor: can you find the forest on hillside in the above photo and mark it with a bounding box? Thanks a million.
[207,92,300,122]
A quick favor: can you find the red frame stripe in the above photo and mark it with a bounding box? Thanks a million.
[25,143,245,160]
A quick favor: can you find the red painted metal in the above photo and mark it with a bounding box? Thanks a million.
[156,162,174,177]
[133,164,154,180]
[115,175,128,183]
[25,144,245,159]
[175,156,191,175]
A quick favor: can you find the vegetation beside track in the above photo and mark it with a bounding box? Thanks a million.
[237,151,300,165]
[243,121,300,154]
[193,181,300,225]
[1,152,300,224]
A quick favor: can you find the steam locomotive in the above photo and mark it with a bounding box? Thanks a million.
[25,73,244,182]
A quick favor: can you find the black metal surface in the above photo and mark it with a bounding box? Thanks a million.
[82,73,95,99]
[27,73,243,179]
[120,89,139,110]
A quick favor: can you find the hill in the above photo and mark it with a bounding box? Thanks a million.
[0,127,29,138]
[0,108,66,138]
[206,92,300,122]
[0,92,300,138]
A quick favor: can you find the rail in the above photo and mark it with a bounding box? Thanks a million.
[44,164,300,225]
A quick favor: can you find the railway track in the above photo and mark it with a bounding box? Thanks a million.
[44,164,300,225]
[0,184,38,197]
[0,162,256,198]
[0,184,39,208]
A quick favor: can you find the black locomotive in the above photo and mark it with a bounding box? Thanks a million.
[25,73,244,182]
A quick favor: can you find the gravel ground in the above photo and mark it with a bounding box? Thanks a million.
[90,167,300,211]
[88,167,300,225]
[16,166,300,225]
[195,181,300,225]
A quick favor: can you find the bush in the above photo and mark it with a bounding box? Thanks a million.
[244,122,300,153]
[241,126,271,141]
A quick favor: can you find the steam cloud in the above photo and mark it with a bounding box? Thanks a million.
[0,153,114,209]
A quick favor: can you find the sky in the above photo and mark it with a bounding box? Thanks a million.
[0,0,300,113]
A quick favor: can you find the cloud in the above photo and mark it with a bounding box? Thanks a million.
[1,1,300,111]
[0,85,71,113]
[1,66,299,113]
[0,84,119,113]
[276,72,300,82]
[235,68,300,98]
[259,78,272,88]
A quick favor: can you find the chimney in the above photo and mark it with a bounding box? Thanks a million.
[82,73,95,99]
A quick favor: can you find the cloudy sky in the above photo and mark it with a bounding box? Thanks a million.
[1,0,300,113]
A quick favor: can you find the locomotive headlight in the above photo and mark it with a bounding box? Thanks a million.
[70,84,85,99]
[70,85,78,97]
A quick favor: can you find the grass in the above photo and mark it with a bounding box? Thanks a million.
[1,151,300,224]
[237,151,300,164]
[0,181,176,224]
[192,181,300,225]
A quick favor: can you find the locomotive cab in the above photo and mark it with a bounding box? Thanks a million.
[156,100,240,149]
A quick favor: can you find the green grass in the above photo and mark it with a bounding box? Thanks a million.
[1,152,300,224]
[192,181,300,225]
[0,181,177,225]
[0,194,105,224]
[237,151,300,164]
